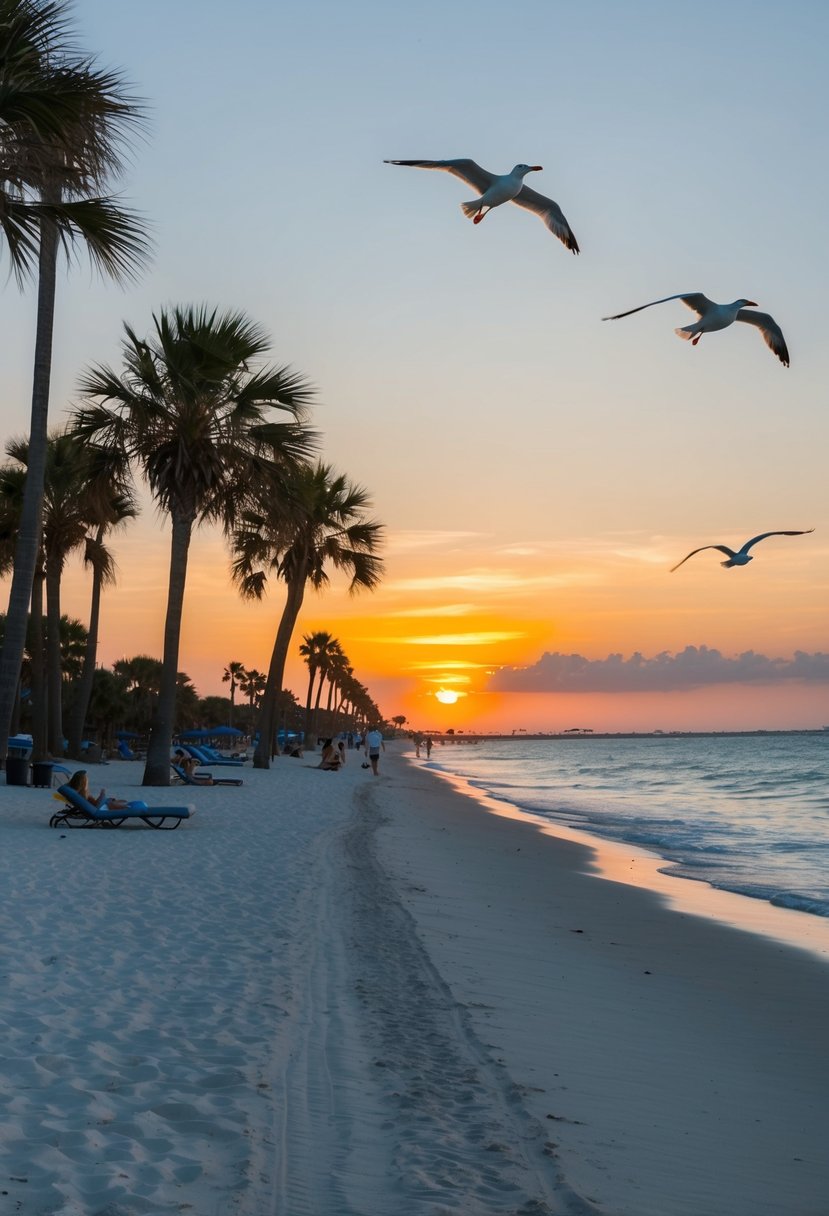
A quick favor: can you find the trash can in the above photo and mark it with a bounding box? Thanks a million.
[5,755,30,786]
[31,761,55,788]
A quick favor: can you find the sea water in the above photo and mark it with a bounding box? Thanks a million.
[421,733,829,919]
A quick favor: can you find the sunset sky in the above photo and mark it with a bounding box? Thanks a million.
[2,0,828,733]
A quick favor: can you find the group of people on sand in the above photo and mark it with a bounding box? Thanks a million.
[66,731,387,806]
[316,726,385,775]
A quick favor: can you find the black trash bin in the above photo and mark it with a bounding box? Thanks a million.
[31,761,54,788]
[5,755,30,786]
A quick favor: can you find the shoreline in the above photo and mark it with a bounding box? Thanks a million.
[420,752,829,964]
[377,751,829,1214]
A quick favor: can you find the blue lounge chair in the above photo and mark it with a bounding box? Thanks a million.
[182,744,245,767]
[200,743,249,764]
[117,740,140,760]
[51,784,192,830]
[171,762,243,787]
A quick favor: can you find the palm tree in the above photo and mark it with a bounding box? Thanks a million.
[240,667,266,714]
[0,0,151,764]
[72,305,315,783]
[299,630,329,720]
[299,630,339,748]
[222,660,245,728]
[325,648,351,726]
[64,449,137,757]
[231,461,384,769]
[4,429,126,754]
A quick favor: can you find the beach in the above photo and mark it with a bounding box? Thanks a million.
[2,747,829,1215]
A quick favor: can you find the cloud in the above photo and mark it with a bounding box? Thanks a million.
[382,630,526,647]
[489,646,829,693]
[385,602,475,618]
[388,529,482,552]
[385,569,595,595]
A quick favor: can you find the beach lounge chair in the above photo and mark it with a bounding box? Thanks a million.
[117,740,140,761]
[182,744,245,767]
[171,763,243,787]
[200,743,248,764]
[50,784,192,830]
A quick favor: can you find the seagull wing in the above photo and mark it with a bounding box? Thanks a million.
[735,310,790,367]
[739,529,814,556]
[602,293,712,322]
[670,544,736,572]
[383,159,496,196]
[510,184,580,253]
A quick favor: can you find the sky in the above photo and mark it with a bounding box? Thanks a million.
[2,0,828,733]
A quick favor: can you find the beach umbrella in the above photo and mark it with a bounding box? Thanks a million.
[208,725,244,737]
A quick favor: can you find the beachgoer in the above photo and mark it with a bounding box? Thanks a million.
[425,736,433,759]
[365,726,385,776]
[337,741,347,766]
[174,749,199,778]
[68,769,128,810]
[318,740,342,771]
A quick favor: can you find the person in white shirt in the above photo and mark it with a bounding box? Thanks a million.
[365,726,385,776]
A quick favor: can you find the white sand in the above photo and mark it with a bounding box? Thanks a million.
[1,746,828,1215]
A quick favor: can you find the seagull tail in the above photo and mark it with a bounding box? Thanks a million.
[460,199,484,220]
[674,326,695,342]
[720,558,737,568]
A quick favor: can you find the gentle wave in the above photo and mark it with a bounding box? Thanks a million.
[424,734,829,919]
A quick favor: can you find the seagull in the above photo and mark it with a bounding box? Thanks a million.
[383,159,580,253]
[670,529,814,572]
[602,293,789,365]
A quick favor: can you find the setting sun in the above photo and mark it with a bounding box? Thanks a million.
[435,689,461,705]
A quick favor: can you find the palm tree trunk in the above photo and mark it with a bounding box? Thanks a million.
[303,663,317,741]
[253,576,306,769]
[66,529,105,758]
[310,669,327,745]
[29,568,48,760]
[143,509,193,785]
[0,207,58,768]
[45,558,64,755]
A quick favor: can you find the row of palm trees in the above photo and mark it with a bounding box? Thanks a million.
[0,3,386,782]
[298,632,381,747]
[225,643,382,747]
[0,428,136,757]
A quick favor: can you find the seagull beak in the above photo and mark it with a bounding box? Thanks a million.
[747,300,758,307]
[530,165,543,172]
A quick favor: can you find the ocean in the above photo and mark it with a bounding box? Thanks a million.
[420,733,829,920]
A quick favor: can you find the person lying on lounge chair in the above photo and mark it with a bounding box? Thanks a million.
[173,749,199,777]
[69,769,128,810]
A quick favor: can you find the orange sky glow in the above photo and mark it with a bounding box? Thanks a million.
[49,513,829,736]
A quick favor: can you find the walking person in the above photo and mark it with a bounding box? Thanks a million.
[365,725,385,776]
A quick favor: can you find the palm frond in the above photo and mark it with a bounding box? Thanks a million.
[52,195,151,282]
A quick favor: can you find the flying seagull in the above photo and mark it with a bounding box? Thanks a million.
[602,293,789,365]
[383,159,580,253]
[670,530,814,572]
